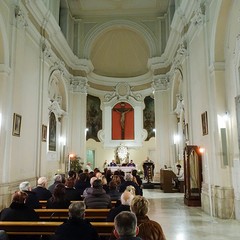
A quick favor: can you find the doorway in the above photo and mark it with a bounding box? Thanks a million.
[86,149,95,169]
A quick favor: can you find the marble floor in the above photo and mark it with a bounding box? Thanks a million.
[143,188,240,240]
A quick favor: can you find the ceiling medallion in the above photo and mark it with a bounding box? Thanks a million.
[116,83,130,98]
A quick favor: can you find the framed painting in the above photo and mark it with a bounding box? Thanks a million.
[201,111,208,136]
[12,113,22,137]
[48,112,56,151]
[42,125,47,142]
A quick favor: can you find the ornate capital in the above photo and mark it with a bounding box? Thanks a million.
[70,77,88,93]
[152,76,169,91]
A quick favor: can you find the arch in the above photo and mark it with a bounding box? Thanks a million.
[211,1,232,63]
[83,19,157,58]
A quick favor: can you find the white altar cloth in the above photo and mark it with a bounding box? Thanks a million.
[108,166,136,173]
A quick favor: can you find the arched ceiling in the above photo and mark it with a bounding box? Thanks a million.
[90,28,149,78]
[66,0,170,90]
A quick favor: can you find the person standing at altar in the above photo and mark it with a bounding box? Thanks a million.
[110,159,117,167]
[127,160,136,167]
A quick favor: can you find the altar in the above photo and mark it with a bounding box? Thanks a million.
[108,166,136,173]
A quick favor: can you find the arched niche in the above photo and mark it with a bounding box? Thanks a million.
[47,69,68,163]
[99,96,146,148]
[48,69,68,112]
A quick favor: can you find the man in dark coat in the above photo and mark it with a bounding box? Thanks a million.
[84,179,111,209]
[48,174,63,193]
[52,201,100,240]
[32,176,52,200]
[19,181,40,209]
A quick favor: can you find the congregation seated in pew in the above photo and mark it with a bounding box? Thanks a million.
[84,179,112,209]
[0,221,115,238]
[0,191,40,240]
[46,183,70,209]
[32,176,52,201]
[52,201,100,240]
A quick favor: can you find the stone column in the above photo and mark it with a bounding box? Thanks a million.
[152,75,171,168]
[68,77,88,165]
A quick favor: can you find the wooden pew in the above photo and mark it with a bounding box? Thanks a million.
[39,200,117,209]
[35,208,110,221]
[0,221,114,236]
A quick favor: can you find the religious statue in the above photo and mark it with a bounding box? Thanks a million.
[113,102,133,139]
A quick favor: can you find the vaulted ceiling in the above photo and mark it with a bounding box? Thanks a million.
[65,0,171,87]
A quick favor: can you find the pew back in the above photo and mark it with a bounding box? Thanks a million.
[0,221,114,236]
[35,208,110,221]
[39,200,117,209]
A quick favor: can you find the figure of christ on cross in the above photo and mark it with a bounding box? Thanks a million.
[113,102,133,140]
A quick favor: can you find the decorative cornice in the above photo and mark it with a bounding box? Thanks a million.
[152,75,170,91]
[70,77,88,93]
[48,100,66,120]
[42,40,54,61]
[15,5,28,28]
[104,82,143,102]
[171,40,188,71]
[190,2,206,27]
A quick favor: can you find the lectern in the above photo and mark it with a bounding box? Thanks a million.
[143,162,154,183]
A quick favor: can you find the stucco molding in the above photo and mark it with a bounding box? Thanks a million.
[104,82,143,102]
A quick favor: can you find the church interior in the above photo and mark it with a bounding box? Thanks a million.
[1,0,240,238]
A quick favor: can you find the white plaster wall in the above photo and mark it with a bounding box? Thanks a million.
[9,27,40,181]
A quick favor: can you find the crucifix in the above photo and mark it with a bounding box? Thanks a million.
[113,102,133,139]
